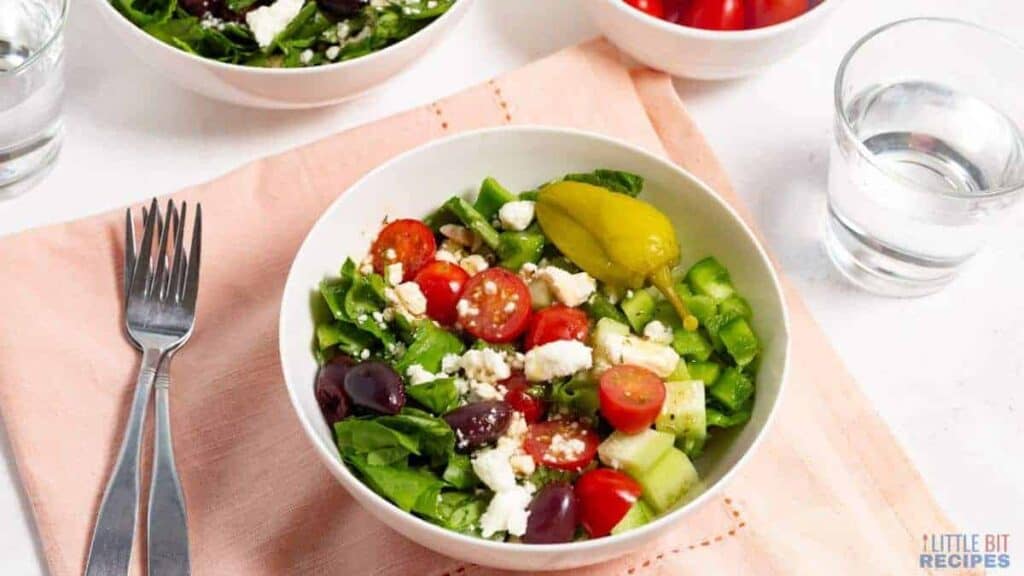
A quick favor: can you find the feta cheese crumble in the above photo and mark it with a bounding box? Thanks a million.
[643,320,674,345]
[537,267,596,307]
[594,332,680,378]
[498,200,535,231]
[385,262,404,286]
[460,254,489,276]
[387,282,427,318]
[325,45,340,60]
[459,348,511,383]
[524,340,593,382]
[405,364,438,386]
[245,0,304,48]
[299,49,314,65]
[479,484,532,538]
[440,224,477,248]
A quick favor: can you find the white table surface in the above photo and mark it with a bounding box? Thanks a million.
[2,0,1022,573]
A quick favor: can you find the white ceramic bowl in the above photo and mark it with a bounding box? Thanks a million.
[279,127,790,571]
[587,0,842,80]
[90,0,474,108]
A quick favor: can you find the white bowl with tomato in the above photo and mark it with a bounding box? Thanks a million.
[587,0,843,80]
[279,127,789,570]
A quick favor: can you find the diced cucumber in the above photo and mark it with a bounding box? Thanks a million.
[719,317,759,367]
[621,289,657,333]
[685,257,735,301]
[597,429,674,479]
[682,294,717,326]
[652,299,682,330]
[671,329,713,361]
[585,292,629,325]
[687,361,721,387]
[594,316,631,339]
[611,499,655,535]
[718,294,752,321]
[707,404,752,428]
[666,359,691,381]
[655,381,706,458]
[474,177,517,220]
[709,367,754,412]
[637,447,700,513]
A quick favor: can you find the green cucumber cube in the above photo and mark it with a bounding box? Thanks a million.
[585,292,629,325]
[671,329,713,361]
[709,367,754,412]
[719,317,759,367]
[597,429,675,479]
[687,361,721,387]
[682,294,717,326]
[685,257,735,301]
[620,289,657,333]
[718,294,752,321]
[611,499,655,535]
[638,447,700,513]
[656,381,706,458]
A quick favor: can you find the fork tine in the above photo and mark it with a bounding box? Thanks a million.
[153,200,175,300]
[129,199,159,302]
[169,202,188,302]
[124,209,137,299]
[182,203,202,311]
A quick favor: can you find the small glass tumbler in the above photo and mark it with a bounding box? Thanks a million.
[826,18,1024,297]
[0,0,67,200]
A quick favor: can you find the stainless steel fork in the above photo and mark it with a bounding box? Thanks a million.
[85,199,202,576]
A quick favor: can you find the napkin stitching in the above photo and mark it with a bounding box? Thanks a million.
[430,102,451,131]
[487,80,513,123]
[432,496,746,576]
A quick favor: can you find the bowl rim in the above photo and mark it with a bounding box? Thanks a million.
[596,0,840,41]
[89,0,473,76]
[279,125,791,555]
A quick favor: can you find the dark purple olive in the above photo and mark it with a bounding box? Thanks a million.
[179,0,216,17]
[316,0,367,18]
[343,361,405,415]
[443,401,512,452]
[315,355,356,425]
[524,483,578,544]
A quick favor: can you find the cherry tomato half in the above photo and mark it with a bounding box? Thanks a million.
[598,365,666,434]
[456,268,532,343]
[624,0,665,18]
[524,305,590,350]
[576,469,643,538]
[524,420,600,471]
[370,219,436,281]
[747,0,808,28]
[414,261,469,325]
[674,0,745,30]
[500,372,546,423]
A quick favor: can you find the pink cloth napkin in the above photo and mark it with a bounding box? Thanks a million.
[0,40,967,575]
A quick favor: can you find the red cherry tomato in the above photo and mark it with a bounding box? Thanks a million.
[456,268,532,343]
[598,365,666,434]
[524,420,599,471]
[624,0,664,18]
[576,469,643,537]
[524,305,590,350]
[674,0,745,30]
[370,219,436,281]
[747,0,808,28]
[414,261,469,325]
[500,372,546,423]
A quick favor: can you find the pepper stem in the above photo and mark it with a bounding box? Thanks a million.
[650,266,698,332]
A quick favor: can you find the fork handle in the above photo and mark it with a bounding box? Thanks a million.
[147,357,191,576]
[86,348,162,576]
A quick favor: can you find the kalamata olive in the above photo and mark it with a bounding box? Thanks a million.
[315,355,356,425]
[316,0,367,18]
[343,361,405,415]
[524,483,578,544]
[443,401,512,452]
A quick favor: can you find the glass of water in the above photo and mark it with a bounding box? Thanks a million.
[0,0,67,200]
[826,18,1024,297]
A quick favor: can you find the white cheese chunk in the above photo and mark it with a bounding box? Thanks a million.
[537,267,596,308]
[460,254,489,276]
[643,320,674,345]
[472,447,517,492]
[479,485,532,538]
[595,332,680,378]
[246,0,305,48]
[459,348,511,383]
[385,262,404,286]
[498,201,536,231]
[524,340,593,382]
[405,364,437,386]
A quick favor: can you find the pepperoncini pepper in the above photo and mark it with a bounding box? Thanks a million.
[535,181,698,331]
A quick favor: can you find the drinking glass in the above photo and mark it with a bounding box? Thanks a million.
[826,18,1024,297]
[0,0,67,200]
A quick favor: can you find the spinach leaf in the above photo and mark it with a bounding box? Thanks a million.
[345,454,445,514]
[376,408,454,462]
[564,169,645,197]
[114,0,175,27]
[434,491,489,534]
[267,1,318,53]
[316,321,375,356]
[144,14,255,63]
[396,321,465,375]
[334,419,420,462]
[226,0,258,12]
[397,0,455,20]
[406,378,461,415]
[442,453,479,490]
